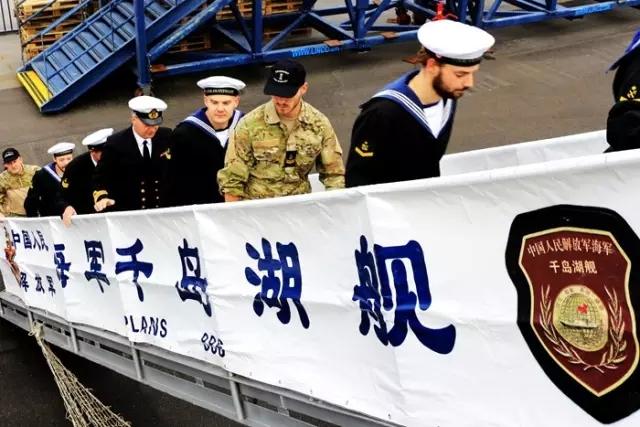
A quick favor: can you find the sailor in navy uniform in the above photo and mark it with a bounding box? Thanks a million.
[24,142,75,217]
[168,76,245,206]
[346,19,494,187]
[606,29,640,152]
[60,128,113,225]
[93,96,172,212]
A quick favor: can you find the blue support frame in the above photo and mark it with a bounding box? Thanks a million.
[134,0,151,92]
[19,0,640,112]
[138,0,640,79]
[147,0,423,78]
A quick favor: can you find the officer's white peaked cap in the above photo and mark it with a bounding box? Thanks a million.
[417,20,495,65]
[82,128,114,146]
[128,96,167,125]
[128,95,167,113]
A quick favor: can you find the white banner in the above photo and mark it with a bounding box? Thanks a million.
[2,132,640,427]
[441,129,608,175]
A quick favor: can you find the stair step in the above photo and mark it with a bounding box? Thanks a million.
[116,3,152,27]
[30,59,67,95]
[91,21,128,51]
[103,12,136,39]
[147,1,169,19]
[59,41,95,73]
[16,70,52,107]
[45,50,81,83]
[154,0,176,9]
[75,31,109,62]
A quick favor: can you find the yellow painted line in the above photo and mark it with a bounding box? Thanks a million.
[17,72,45,107]
[27,71,52,102]
[16,71,52,108]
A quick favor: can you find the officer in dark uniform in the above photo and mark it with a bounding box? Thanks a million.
[93,96,172,212]
[168,76,245,206]
[606,29,640,152]
[24,142,75,217]
[60,128,112,225]
[346,19,494,187]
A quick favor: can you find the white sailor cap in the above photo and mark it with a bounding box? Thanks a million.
[47,142,75,157]
[82,128,113,149]
[128,95,167,126]
[417,20,495,66]
[197,76,246,96]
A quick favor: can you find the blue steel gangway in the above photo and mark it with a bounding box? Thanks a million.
[15,0,640,112]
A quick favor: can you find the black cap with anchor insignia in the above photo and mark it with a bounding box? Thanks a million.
[263,59,306,98]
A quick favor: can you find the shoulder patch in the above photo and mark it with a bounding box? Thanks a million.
[61,178,69,189]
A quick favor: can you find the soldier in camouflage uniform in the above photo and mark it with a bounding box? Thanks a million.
[0,148,39,218]
[217,60,344,201]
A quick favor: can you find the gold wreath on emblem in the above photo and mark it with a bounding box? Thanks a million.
[148,109,159,120]
[540,285,627,373]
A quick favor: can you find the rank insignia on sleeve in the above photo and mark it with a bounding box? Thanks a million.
[355,141,374,158]
[61,178,69,189]
[627,85,638,100]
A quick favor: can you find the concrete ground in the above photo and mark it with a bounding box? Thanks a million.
[0,7,639,426]
[1,9,638,163]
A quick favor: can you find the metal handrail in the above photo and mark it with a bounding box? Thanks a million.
[18,0,57,26]
[42,0,173,83]
[21,0,92,47]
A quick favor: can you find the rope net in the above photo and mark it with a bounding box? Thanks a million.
[31,323,131,427]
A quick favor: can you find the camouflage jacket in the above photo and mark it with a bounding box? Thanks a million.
[0,164,40,217]
[217,100,345,199]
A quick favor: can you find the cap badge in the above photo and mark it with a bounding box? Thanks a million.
[148,109,159,120]
[273,70,290,83]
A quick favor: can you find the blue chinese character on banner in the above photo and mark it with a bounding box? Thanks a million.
[84,240,110,292]
[22,231,32,249]
[11,229,20,246]
[19,272,28,291]
[352,236,456,354]
[33,230,48,251]
[47,275,55,296]
[115,239,153,302]
[35,274,45,293]
[175,239,211,317]
[244,238,310,329]
[53,243,71,288]
[352,236,388,344]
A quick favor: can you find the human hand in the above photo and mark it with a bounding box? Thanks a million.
[224,194,243,202]
[62,206,77,227]
[94,198,115,212]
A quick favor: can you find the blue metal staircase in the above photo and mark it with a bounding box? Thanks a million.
[17,0,228,113]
